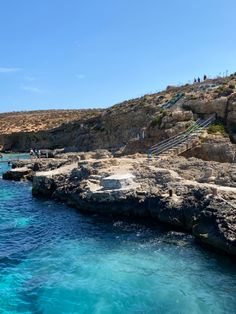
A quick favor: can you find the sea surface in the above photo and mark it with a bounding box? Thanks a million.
[0,154,236,314]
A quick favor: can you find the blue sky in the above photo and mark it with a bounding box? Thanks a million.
[0,0,236,112]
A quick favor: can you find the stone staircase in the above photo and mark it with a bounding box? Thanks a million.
[149,115,216,158]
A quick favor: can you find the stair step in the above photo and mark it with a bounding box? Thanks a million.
[149,115,215,157]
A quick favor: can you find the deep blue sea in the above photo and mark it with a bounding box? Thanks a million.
[0,154,236,313]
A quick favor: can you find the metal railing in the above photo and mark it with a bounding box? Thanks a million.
[149,114,215,157]
[150,118,202,152]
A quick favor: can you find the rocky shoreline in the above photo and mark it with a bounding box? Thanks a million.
[2,151,236,257]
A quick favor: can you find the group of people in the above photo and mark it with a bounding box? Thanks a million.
[29,148,41,158]
[194,74,207,83]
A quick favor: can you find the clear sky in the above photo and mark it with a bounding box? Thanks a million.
[0,0,236,112]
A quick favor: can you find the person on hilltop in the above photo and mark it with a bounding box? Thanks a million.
[203,74,207,81]
[197,77,201,83]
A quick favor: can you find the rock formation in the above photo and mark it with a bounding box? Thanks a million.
[3,154,236,256]
[1,75,236,155]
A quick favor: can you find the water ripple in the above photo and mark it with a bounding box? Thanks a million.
[0,155,236,313]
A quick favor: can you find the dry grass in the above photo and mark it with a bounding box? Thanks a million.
[0,109,102,134]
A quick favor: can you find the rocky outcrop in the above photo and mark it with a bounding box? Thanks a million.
[184,97,228,120]
[6,155,235,256]
[32,163,78,197]
[3,157,70,181]
[182,136,236,163]
[2,167,32,181]
[193,199,236,255]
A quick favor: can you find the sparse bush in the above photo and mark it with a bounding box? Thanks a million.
[187,94,198,100]
[216,86,234,97]
[208,123,228,136]
[160,109,167,116]
[182,103,192,111]
[150,115,162,127]
[150,110,167,127]
[229,84,235,89]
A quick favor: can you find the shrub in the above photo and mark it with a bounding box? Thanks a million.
[228,84,235,89]
[150,115,163,127]
[150,110,167,127]
[160,109,167,116]
[208,123,228,136]
[182,103,192,111]
[216,86,234,97]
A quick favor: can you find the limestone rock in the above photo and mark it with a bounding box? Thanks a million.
[183,137,236,163]
[2,167,32,181]
[101,173,135,190]
[193,199,236,255]
[185,98,228,119]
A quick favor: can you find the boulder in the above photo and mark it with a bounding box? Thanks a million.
[155,169,182,185]
[183,137,236,163]
[2,167,32,181]
[101,173,135,190]
[185,98,228,119]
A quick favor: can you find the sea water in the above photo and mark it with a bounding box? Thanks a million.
[0,154,236,313]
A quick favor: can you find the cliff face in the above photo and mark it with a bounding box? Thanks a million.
[1,75,236,154]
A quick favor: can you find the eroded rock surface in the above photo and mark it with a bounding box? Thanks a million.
[182,136,236,163]
[2,167,32,181]
[4,154,235,256]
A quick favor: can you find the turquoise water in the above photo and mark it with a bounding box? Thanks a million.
[0,155,236,313]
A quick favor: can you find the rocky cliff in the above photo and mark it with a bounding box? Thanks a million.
[1,75,236,158]
[3,154,236,256]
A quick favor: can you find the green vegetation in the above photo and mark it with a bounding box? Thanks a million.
[208,122,228,136]
[216,86,234,97]
[228,84,235,89]
[150,110,167,127]
[189,94,198,100]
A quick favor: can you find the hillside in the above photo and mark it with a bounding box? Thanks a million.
[0,109,103,134]
[1,74,236,157]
